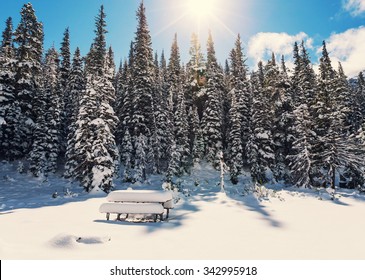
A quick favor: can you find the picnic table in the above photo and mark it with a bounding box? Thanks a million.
[99,190,174,222]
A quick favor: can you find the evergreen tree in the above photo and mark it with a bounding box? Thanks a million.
[186,32,206,118]
[228,94,242,184]
[59,27,71,156]
[74,75,118,192]
[272,56,295,182]
[311,41,337,186]
[131,2,155,138]
[14,3,44,156]
[73,6,118,192]
[29,47,61,176]
[153,50,172,173]
[247,63,274,184]
[87,5,107,76]
[167,33,182,109]
[229,34,251,165]
[64,48,85,178]
[288,103,315,188]
[117,42,134,142]
[201,32,224,168]
[171,91,191,174]
[0,17,23,160]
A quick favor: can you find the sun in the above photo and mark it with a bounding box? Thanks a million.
[186,0,219,20]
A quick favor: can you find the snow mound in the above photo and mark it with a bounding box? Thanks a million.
[48,234,111,249]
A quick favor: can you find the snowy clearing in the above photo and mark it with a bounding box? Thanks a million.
[1,162,365,260]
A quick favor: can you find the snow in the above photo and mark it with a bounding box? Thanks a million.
[1,161,365,259]
[99,202,164,214]
[107,190,173,203]
[0,116,6,125]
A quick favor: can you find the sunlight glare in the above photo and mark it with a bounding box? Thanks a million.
[187,0,218,19]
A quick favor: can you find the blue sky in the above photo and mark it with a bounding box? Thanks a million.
[1,0,364,76]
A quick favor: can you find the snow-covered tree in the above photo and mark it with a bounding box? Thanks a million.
[228,34,251,164]
[201,32,224,168]
[73,6,118,192]
[64,48,85,178]
[227,94,243,184]
[59,27,71,156]
[131,2,155,139]
[288,103,315,188]
[14,3,44,155]
[0,17,23,160]
[272,56,295,182]
[29,47,61,176]
[167,33,182,110]
[186,32,206,118]
[247,63,274,184]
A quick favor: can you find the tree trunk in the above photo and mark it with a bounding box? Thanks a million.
[331,165,336,189]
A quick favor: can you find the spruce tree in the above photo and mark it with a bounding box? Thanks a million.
[64,47,85,179]
[228,94,243,184]
[14,3,44,156]
[186,32,206,118]
[201,32,224,168]
[272,56,295,182]
[229,34,251,166]
[73,6,118,192]
[167,33,182,109]
[0,17,23,160]
[59,27,71,157]
[29,47,61,176]
[247,63,274,184]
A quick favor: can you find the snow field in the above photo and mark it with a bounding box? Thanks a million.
[1,162,365,259]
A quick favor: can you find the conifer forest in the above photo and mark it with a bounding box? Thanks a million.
[1,2,365,194]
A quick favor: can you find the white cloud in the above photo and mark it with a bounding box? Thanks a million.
[322,26,365,77]
[247,32,312,67]
[343,0,365,16]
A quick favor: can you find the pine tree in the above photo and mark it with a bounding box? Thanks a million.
[311,41,337,187]
[59,27,71,157]
[73,6,118,192]
[88,5,107,76]
[129,2,157,180]
[152,50,172,173]
[288,103,315,188]
[350,72,365,133]
[0,17,24,160]
[272,56,295,182]
[167,33,182,109]
[117,42,134,142]
[14,3,44,156]
[247,63,275,184]
[201,32,224,168]
[64,48,85,178]
[74,75,118,192]
[186,32,206,118]
[228,94,243,184]
[29,47,61,176]
[171,91,191,174]
[229,34,251,166]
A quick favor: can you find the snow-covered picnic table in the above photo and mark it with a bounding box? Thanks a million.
[99,190,174,222]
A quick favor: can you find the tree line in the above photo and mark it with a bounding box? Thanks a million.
[1,3,365,193]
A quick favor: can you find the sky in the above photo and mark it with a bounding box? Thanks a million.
[0,0,364,76]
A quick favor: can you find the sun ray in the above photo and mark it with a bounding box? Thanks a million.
[210,14,237,38]
[152,13,187,37]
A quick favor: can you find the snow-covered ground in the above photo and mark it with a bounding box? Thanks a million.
[1,161,365,259]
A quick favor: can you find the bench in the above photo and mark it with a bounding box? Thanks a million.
[99,190,174,222]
